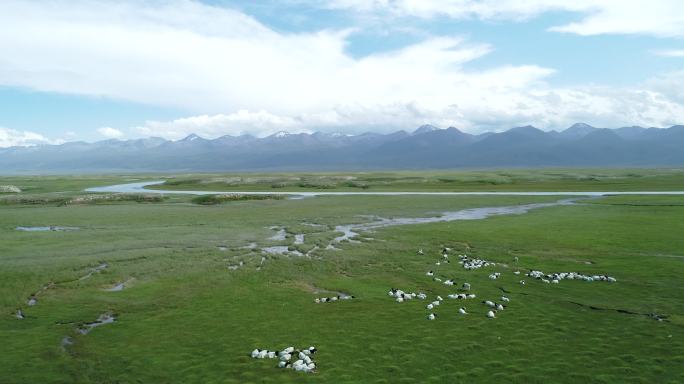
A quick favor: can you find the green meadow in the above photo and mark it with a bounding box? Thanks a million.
[149,168,684,192]
[1,171,683,383]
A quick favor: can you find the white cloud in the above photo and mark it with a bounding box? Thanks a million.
[135,110,307,140]
[0,127,55,148]
[653,49,684,57]
[325,0,684,38]
[97,127,124,139]
[645,69,684,104]
[0,0,683,141]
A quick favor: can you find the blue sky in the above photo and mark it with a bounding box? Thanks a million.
[0,0,683,146]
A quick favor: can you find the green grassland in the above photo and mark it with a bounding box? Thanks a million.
[1,172,683,383]
[148,168,684,192]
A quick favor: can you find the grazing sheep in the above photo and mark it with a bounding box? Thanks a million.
[418,249,424,255]
[501,296,510,303]
[483,300,495,307]
[487,310,496,318]
[459,307,467,315]
[520,280,526,285]
[426,271,434,276]
[437,296,443,301]
[431,300,440,307]
[514,271,521,275]
[427,313,436,320]
[459,255,496,270]
[444,279,455,286]
[496,304,505,311]
[426,303,434,310]
[251,349,260,358]
[462,282,471,290]
[417,293,427,300]
[467,294,476,299]
[396,297,404,303]
[526,270,617,284]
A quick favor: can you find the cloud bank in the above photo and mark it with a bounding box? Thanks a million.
[0,0,682,141]
[0,127,57,148]
[326,0,684,38]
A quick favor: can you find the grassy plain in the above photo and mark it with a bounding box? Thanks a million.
[149,168,684,192]
[1,171,683,383]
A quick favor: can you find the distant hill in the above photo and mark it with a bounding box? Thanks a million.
[1,123,684,172]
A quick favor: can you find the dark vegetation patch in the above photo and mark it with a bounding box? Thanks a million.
[0,194,166,206]
[191,194,285,205]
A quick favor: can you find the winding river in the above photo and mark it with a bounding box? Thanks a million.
[86,180,684,197]
[86,181,684,196]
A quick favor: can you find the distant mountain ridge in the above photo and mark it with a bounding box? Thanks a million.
[1,123,684,172]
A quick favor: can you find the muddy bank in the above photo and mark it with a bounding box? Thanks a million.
[78,313,116,335]
[16,226,79,232]
[328,199,578,247]
[262,246,304,257]
[79,263,108,281]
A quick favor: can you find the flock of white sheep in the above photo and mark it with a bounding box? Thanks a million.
[526,270,617,284]
[250,346,318,373]
[393,247,617,321]
[314,295,355,303]
[251,245,618,374]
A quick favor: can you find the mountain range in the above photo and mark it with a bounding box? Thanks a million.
[1,123,684,173]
